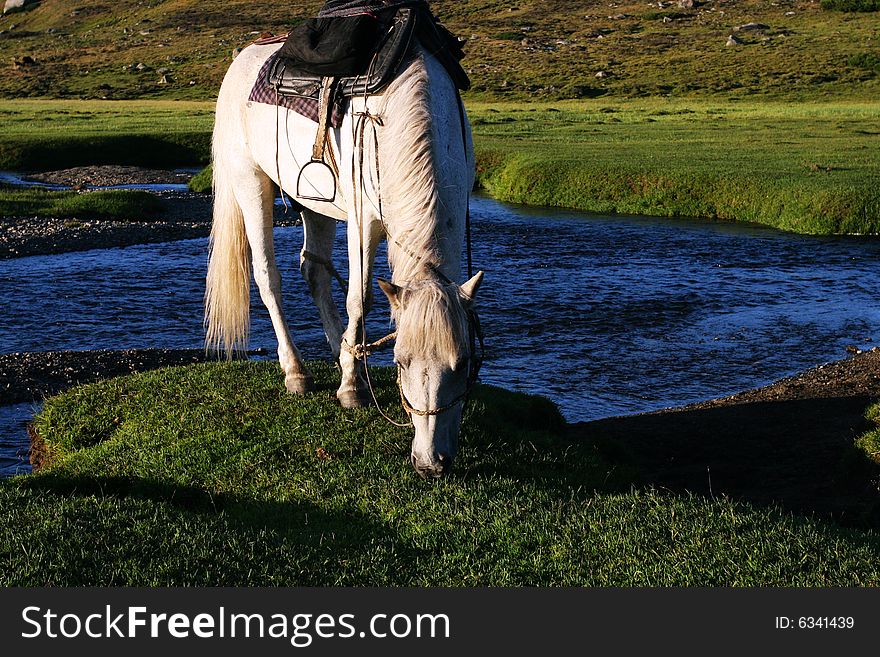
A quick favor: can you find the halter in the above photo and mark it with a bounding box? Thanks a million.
[395,304,484,418]
[341,292,484,422]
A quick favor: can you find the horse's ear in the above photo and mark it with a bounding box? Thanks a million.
[378,278,402,309]
[460,271,484,303]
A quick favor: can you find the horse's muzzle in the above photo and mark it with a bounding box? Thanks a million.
[411,452,453,478]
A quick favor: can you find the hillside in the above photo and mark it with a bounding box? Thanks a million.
[0,0,878,100]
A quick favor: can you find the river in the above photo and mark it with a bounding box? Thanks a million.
[2,195,879,475]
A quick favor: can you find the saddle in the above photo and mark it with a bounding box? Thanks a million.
[255,1,469,203]
[265,2,469,109]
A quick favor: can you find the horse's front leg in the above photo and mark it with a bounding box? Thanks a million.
[337,216,381,408]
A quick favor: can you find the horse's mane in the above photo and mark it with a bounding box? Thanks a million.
[393,278,469,366]
[378,50,470,364]
[378,50,444,284]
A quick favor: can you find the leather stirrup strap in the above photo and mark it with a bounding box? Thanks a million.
[312,76,336,162]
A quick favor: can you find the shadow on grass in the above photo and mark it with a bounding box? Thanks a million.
[571,395,880,527]
[9,471,424,586]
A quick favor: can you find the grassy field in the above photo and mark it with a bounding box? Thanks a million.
[470,99,880,234]
[2,361,879,586]
[0,99,212,169]
[0,1,878,102]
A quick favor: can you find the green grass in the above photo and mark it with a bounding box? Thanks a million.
[3,361,880,586]
[0,185,164,219]
[849,52,880,74]
[822,0,880,11]
[855,403,880,465]
[470,99,880,234]
[0,100,213,170]
[1,97,877,235]
[187,164,213,193]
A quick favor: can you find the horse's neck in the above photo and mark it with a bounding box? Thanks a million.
[379,50,464,286]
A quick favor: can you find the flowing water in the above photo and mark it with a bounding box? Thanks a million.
[2,195,880,475]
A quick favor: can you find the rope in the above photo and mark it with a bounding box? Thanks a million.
[341,331,397,360]
[340,42,480,427]
[346,48,413,428]
[302,249,348,293]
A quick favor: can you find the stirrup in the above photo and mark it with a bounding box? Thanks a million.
[297,76,338,202]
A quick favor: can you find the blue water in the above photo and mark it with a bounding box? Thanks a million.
[2,195,880,474]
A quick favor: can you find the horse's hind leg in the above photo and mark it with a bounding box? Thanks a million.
[300,209,344,361]
[238,169,315,394]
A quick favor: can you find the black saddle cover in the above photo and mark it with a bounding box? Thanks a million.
[266,3,469,103]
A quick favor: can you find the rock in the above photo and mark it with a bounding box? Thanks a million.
[3,0,38,15]
[735,23,770,32]
[595,71,608,78]
[726,35,742,46]
[135,62,148,71]
[158,74,172,84]
[156,67,171,75]
[678,0,696,8]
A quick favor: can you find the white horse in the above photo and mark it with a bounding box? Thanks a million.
[205,39,483,477]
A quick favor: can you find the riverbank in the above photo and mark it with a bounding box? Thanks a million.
[470,100,880,235]
[2,353,879,586]
[1,98,879,236]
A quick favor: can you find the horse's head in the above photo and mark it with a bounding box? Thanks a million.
[378,271,484,478]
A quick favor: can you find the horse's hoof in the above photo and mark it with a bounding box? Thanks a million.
[337,389,371,409]
[285,373,315,395]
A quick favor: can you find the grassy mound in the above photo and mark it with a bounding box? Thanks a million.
[855,403,880,465]
[3,361,880,586]
[0,186,164,219]
[187,165,213,193]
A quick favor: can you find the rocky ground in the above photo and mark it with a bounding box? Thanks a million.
[23,165,194,188]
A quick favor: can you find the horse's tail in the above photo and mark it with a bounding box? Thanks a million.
[204,102,251,358]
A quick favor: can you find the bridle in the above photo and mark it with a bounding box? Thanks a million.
[342,281,484,423]
[396,303,484,418]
